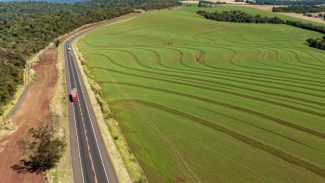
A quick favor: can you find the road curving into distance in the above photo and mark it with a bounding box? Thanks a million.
[65,32,119,183]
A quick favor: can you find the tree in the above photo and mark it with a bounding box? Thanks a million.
[306,36,325,50]
[12,124,66,174]
[54,39,60,47]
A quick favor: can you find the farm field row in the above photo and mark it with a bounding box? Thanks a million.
[77,6,325,182]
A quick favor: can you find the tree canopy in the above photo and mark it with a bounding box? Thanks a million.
[0,0,178,115]
[307,36,325,50]
[12,125,66,173]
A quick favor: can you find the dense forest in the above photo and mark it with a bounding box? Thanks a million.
[256,0,325,5]
[197,10,325,34]
[272,5,325,14]
[307,36,325,49]
[0,0,178,115]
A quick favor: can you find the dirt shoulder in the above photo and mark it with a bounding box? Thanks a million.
[247,5,325,24]
[0,46,58,183]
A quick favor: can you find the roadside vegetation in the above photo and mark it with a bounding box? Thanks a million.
[0,0,178,116]
[78,6,325,182]
[12,125,66,174]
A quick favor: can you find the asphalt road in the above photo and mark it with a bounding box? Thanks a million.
[65,36,119,183]
[4,86,29,122]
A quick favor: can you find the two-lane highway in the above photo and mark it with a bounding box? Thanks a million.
[65,36,119,183]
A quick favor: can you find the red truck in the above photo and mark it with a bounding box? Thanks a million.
[70,88,78,102]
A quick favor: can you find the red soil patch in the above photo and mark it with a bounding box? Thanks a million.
[175,177,186,183]
[0,47,58,183]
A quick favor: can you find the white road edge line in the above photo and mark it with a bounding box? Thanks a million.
[69,40,111,183]
[66,41,86,183]
[66,15,139,183]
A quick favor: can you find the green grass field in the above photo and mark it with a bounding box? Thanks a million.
[78,6,325,182]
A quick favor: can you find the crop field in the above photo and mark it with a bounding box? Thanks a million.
[77,6,325,183]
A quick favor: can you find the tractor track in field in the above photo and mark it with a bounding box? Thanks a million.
[188,46,325,80]
[183,45,325,82]
[93,54,325,108]
[274,48,325,67]
[92,59,324,114]
[94,68,325,138]
[85,45,325,87]
[126,100,200,182]
[101,81,322,151]
[162,48,325,92]
[166,45,325,82]
[100,79,325,139]
[138,46,325,90]
[82,41,325,81]
[92,65,325,139]
[254,48,325,75]
[137,47,325,88]
[97,48,325,100]
[113,99,325,178]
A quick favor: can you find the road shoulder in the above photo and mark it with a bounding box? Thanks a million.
[46,40,73,183]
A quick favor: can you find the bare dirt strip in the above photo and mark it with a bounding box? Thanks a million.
[0,47,57,183]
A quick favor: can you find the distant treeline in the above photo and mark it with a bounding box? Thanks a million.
[197,10,325,34]
[307,36,325,49]
[197,10,325,50]
[198,0,225,7]
[256,0,325,5]
[0,0,178,115]
[272,5,325,13]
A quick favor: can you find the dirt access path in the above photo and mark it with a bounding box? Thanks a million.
[0,47,58,183]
